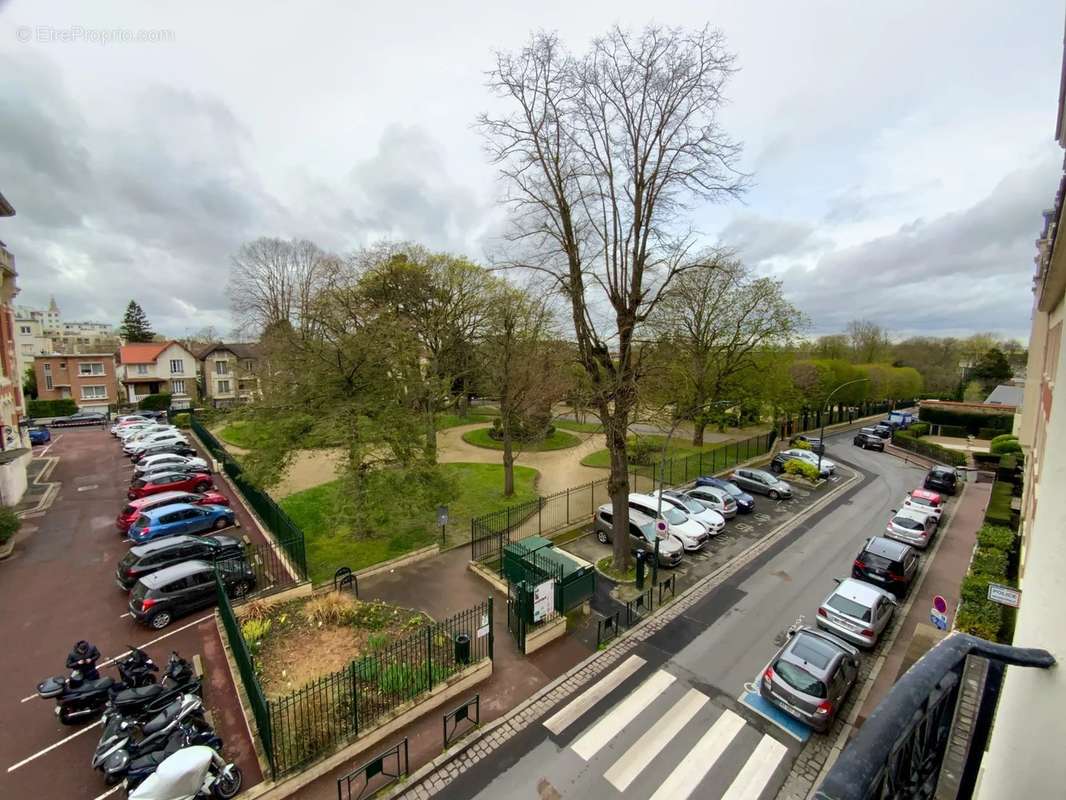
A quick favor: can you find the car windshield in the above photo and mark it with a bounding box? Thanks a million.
[773,660,827,698]
[121,504,136,516]
[861,552,894,570]
[908,496,934,508]
[893,516,925,531]
[131,515,149,529]
[637,522,666,543]
[677,497,703,513]
[721,483,743,497]
[662,507,687,525]
[826,594,873,622]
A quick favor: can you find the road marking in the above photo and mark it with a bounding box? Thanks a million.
[76,485,99,492]
[7,719,103,772]
[91,784,123,800]
[571,669,675,760]
[721,734,788,800]
[604,688,708,791]
[648,709,745,800]
[543,655,645,735]
[17,613,213,702]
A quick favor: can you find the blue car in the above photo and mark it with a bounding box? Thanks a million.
[127,502,236,544]
[29,427,51,445]
[693,476,755,513]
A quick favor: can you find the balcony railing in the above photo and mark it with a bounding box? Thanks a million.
[814,633,1054,800]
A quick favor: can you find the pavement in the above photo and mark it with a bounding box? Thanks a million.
[383,427,935,800]
[0,427,269,800]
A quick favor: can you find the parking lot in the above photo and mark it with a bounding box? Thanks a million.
[0,426,267,800]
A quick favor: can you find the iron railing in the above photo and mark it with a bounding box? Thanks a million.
[814,633,1054,800]
[336,738,408,800]
[890,430,968,467]
[443,695,480,748]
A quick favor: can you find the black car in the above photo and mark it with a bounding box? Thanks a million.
[789,434,825,455]
[872,424,894,439]
[116,534,244,591]
[852,536,919,598]
[853,431,885,451]
[924,466,959,496]
[692,476,755,513]
[130,559,255,629]
[132,442,199,462]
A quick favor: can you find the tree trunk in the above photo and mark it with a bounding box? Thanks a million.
[457,390,469,419]
[502,422,515,497]
[691,421,706,447]
[424,394,437,461]
[604,410,632,571]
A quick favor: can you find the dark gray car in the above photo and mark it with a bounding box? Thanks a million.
[731,467,793,499]
[594,505,683,567]
[760,626,860,732]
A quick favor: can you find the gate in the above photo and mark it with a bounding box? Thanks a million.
[507,580,530,651]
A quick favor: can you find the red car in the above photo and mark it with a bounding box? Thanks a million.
[128,471,214,500]
[903,487,944,523]
[116,489,230,533]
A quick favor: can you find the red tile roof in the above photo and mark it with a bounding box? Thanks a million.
[118,342,170,364]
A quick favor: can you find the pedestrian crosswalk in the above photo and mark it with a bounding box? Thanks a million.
[542,659,793,800]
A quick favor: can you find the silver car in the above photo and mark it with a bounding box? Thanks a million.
[683,486,737,518]
[650,490,726,535]
[594,505,684,567]
[759,626,860,732]
[816,578,897,648]
[731,468,793,500]
[884,508,937,550]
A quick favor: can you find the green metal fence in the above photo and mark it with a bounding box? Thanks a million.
[191,416,308,578]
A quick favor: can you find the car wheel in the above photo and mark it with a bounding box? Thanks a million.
[149,611,172,630]
[214,517,228,530]
[195,482,210,492]
[596,530,608,544]
[768,489,780,500]
[232,581,251,598]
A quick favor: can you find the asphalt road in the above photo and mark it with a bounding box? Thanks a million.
[434,429,927,800]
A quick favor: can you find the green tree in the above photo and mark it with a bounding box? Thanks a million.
[120,300,156,343]
[22,365,36,400]
[971,348,1012,394]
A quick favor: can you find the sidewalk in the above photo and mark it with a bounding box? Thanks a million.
[849,479,991,736]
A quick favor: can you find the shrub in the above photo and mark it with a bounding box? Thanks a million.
[955,599,1003,641]
[783,459,821,481]
[27,398,77,418]
[969,546,1008,578]
[303,593,354,626]
[239,599,271,623]
[984,481,1014,528]
[629,436,658,466]
[938,424,968,438]
[976,524,1016,552]
[909,422,930,437]
[241,618,272,649]
[918,407,1013,434]
[791,438,811,451]
[138,393,172,411]
[0,506,20,545]
[173,412,191,429]
[990,439,1022,455]
[985,430,1015,443]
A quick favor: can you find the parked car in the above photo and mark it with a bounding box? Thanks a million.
[888,411,914,428]
[131,442,199,462]
[657,489,730,526]
[681,485,737,518]
[117,490,231,533]
[127,502,235,544]
[593,505,684,567]
[135,454,209,474]
[51,410,107,426]
[759,626,860,732]
[731,467,792,500]
[122,426,179,445]
[125,434,189,456]
[923,466,959,496]
[117,423,165,440]
[116,534,244,591]
[903,488,944,522]
[789,435,825,455]
[111,415,151,434]
[852,430,885,451]
[692,477,754,513]
[872,424,894,439]
[816,578,897,648]
[129,559,255,629]
[128,471,214,500]
[780,448,836,476]
[852,537,919,598]
[134,462,211,485]
[29,426,51,445]
[628,492,718,549]
[884,508,937,549]
[770,451,831,479]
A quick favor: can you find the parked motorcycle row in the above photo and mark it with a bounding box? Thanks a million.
[35,640,242,797]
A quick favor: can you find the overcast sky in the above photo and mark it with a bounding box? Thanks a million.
[1,0,1062,341]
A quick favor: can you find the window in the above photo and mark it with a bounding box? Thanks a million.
[215,361,228,375]
[78,362,105,376]
[81,385,107,400]
[43,363,53,391]
[217,380,231,394]
[171,379,186,395]
[19,325,31,335]
[170,359,184,374]
[136,364,149,375]
[20,344,32,355]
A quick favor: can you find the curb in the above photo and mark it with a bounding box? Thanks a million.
[382,462,866,799]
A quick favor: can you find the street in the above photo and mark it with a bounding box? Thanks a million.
[432,429,927,800]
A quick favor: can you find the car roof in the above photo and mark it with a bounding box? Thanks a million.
[141,502,198,519]
[862,536,911,560]
[130,535,203,556]
[782,628,850,672]
[894,507,932,522]
[929,466,956,475]
[910,488,941,501]
[141,559,213,587]
[130,490,193,508]
[831,578,892,605]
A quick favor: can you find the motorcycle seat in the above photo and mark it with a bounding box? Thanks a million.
[74,676,115,695]
[142,701,182,735]
[113,684,164,705]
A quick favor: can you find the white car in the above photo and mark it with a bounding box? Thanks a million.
[118,424,173,442]
[135,454,209,474]
[627,493,710,551]
[652,490,726,534]
[781,449,836,476]
[125,433,188,455]
[683,485,738,518]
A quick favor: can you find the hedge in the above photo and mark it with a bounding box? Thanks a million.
[173,413,191,429]
[954,524,1018,643]
[983,429,1013,442]
[918,406,1014,434]
[138,393,172,411]
[908,422,930,437]
[27,398,78,418]
[0,506,20,545]
[938,424,969,438]
[983,481,1014,529]
[990,439,1022,456]
[891,430,967,467]
[783,458,821,481]
[989,433,1017,446]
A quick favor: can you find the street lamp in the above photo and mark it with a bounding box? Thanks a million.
[817,378,870,473]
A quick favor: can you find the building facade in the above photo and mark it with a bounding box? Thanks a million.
[116,341,199,408]
[14,313,52,389]
[196,342,261,407]
[33,354,118,413]
[0,188,30,505]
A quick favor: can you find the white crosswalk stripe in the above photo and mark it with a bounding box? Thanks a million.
[722,734,788,800]
[648,709,746,800]
[543,654,646,735]
[571,669,676,760]
[603,687,708,792]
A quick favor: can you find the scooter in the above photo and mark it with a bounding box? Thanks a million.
[127,745,242,800]
[92,694,206,776]
[105,717,221,787]
[109,651,200,721]
[38,646,157,725]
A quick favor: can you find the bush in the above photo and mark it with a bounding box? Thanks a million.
[955,599,1003,641]
[976,524,1016,551]
[955,521,1018,643]
[791,438,811,451]
[969,546,1008,578]
[138,393,172,411]
[985,430,1015,443]
[908,422,930,437]
[983,481,1015,529]
[173,412,191,429]
[629,436,658,466]
[783,459,821,481]
[892,430,967,467]
[240,618,272,649]
[0,506,20,545]
[938,424,969,438]
[990,438,1022,455]
[303,593,354,626]
[27,398,78,418]
[973,452,1001,468]
[918,407,1014,434]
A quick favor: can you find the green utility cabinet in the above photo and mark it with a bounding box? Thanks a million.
[502,535,595,616]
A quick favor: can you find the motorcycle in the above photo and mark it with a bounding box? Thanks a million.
[92,694,207,777]
[109,651,201,721]
[105,717,221,788]
[127,745,242,800]
[37,645,158,725]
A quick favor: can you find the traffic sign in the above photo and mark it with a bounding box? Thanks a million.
[436,505,449,526]
[987,583,1022,608]
[932,595,948,614]
[655,520,668,535]
[930,610,948,631]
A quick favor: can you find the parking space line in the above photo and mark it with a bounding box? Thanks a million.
[91,784,123,800]
[17,613,213,703]
[6,719,103,772]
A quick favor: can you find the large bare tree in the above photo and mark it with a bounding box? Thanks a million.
[480,25,746,569]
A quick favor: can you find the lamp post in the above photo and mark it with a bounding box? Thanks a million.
[817,378,870,473]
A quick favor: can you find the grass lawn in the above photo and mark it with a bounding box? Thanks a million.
[580,434,727,469]
[461,426,581,452]
[554,419,604,433]
[280,462,539,583]
[435,412,496,430]
[596,555,636,583]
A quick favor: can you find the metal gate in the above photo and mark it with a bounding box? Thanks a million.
[507,580,530,651]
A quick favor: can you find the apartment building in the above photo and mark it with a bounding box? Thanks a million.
[116,341,199,409]
[33,354,117,413]
[0,188,29,504]
[14,313,52,388]
[196,342,261,407]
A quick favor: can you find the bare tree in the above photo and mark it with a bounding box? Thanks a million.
[480,25,746,569]
[228,238,336,334]
[846,319,891,364]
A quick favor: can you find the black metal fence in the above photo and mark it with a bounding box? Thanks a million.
[596,611,621,649]
[443,695,480,748]
[470,431,776,567]
[778,399,910,438]
[336,738,409,800]
[217,538,305,597]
